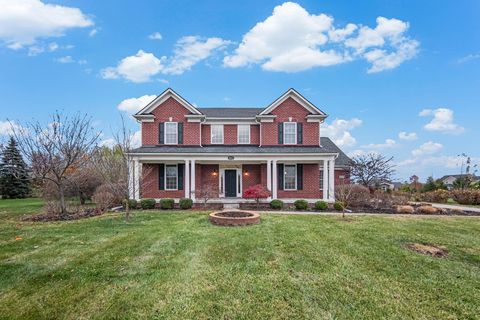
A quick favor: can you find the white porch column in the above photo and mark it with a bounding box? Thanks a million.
[134,160,141,200]
[272,160,277,199]
[184,160,190,199]
[190,159,196,201]
[128,158,135,200]
[322,160,328,201]
[266,160,272,200]
[328,158,335,201]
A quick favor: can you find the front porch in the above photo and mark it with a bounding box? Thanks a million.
[128,153,340,203]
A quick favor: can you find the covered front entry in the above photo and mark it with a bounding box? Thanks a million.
[224,170,237,198]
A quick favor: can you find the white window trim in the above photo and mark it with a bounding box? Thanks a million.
[164,122,178,145]
[284,164,297,191]
[283,122,297,145]
[319,169,324,190]
[219,167,242,198]
[164,164,178,190]
[211,124,224,144]
[237,124,250,144]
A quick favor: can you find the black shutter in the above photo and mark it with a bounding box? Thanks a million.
[177,163,184,190]
[297,123,303,144]
[158,164,165,190]
[297,164,303,190]
[278,122,283,144]
[178,123,183,144]
[278,163,284,190]
[159,123,164,144]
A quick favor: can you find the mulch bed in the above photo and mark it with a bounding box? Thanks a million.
[405,243,449,258]
[23,208,106,222]
[215,211,254,218]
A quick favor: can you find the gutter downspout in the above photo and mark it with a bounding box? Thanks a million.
[255,116,262,147]
[199,117,206,147]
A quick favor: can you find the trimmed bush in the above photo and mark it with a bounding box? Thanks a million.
[314,200,328,211]
[140,198,156,210]
[335,184,370,208]
[416,205,439,214]
[420,190,450,203]
[179,198,193,209]
[334,201,344,211]
[270,199,284,210]
[451,190,480,205]
[160,198,175,210]
[122,199,137,209]
[294,199,309,211]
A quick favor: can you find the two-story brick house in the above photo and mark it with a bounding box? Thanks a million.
[128,88,350,205]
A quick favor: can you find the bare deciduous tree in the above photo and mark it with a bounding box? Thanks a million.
[12,112,99,215]
[350,153,395,189]
[197,185,217,209]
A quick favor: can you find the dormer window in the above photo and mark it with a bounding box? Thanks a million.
[283,122,297,144]
[211,124,224,144]
[164,122,178,144]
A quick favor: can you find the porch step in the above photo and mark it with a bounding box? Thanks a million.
[223,203,240,209]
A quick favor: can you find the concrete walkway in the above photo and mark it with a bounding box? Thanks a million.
[426,202,480,213]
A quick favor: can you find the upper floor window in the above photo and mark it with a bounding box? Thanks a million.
[237,124,250,144]
[211,124,224,144]
[164,122,178,144]
[165,164,178,190]
[283,122,297,144]
[284,164,297,190]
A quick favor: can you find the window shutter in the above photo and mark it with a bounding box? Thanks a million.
[159,123,164,144]
[278,122,283,144]
[177,163,184,190]
[297,164,303,190]
[178,123,183,144]
[158,164,165,190]
[277,163,284,190]
[297,123,303,144]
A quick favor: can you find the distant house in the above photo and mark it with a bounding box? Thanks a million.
[375,180,403,192]
[440,174,479,190]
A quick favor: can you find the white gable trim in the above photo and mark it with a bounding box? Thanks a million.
[134,88,202,118]
[259,88,327,116]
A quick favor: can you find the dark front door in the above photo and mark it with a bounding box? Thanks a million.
[225,170,237,197]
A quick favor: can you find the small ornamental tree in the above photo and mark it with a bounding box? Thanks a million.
[243,184,270,209]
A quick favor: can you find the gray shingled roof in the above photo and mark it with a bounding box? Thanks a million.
[129,137,351,167]
[198,108,263,118]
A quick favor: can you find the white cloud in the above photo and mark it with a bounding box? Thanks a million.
[0,121,27,136]
[99,138,116,148]
[411,141,443,157]
[0,0,93,49]
[457,53,480,64]
[322,118,362,147]
[163,36,231,75]
[149,32,162,40]
[131,130,141,148]
[224,2,418,73]
[117,95,156,113]
[101,50,165,83]
[362,138,397,149]
[419,108,465,134]
[398,131,417,141]
[57,55,74,63]
[89,28,98,37]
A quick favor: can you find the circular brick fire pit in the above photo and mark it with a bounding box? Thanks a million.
[209,210,260,226]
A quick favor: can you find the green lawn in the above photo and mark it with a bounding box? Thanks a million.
[0,200,479,319]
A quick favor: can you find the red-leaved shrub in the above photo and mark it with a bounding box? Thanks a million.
[243,184,270,208]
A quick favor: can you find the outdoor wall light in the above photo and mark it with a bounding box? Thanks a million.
[212,169,218,176]
[243,169,249,176]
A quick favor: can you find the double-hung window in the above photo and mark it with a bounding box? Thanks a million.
[165,164,178,190]
[283,122,297,144]
[211,124,224,144]
[284,164,297,190]
[164,122,178,144]
[319,169,324,190]
[237,124,250,144]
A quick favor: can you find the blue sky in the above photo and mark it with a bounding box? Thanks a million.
[0,0,479,181]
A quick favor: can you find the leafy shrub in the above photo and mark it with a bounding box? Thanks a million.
[335,184,370,208]
[270,199,284,210]
[122,199,137,209]
[334,201,344,211]
[93,191,116,212]
[140,198,156,210]
[179,198,193,209]
[243,184,270,208]
[160,198,175,210]
[314,200,328,211]
[391,191,411,205]
[451,190,480,205]
[420,190,450,203]
[294,200,309,210]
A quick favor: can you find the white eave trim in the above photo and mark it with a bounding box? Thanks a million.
[134,88,203,119]
[306,114,328,123]
[259,88,327,116]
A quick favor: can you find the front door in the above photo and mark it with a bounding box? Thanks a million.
[224,170,237,197]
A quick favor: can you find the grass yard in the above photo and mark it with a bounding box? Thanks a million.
[0,200,479,319]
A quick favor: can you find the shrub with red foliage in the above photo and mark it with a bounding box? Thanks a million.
[243,184,270,208]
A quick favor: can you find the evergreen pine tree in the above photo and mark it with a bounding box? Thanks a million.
[422,176,437,192]
[0,137,31,198]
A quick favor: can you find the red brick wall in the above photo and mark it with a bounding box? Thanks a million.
[224,125,237,144]
[141,163,185,198]
[261,97,320,146]
[242,164,262,195]
[277,163,321,199]
[196,164,219,198]
[335,169,350,185]
[251,125,260,145]
[201,124,260,145]
[141,97,200,146]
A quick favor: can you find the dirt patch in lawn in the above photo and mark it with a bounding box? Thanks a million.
[405,243,448,258]
[23,208,106,222]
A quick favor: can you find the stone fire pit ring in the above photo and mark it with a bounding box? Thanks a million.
[209,210,260,226]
